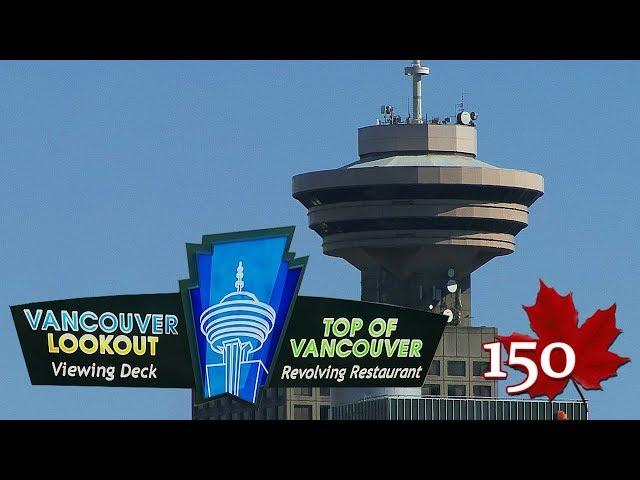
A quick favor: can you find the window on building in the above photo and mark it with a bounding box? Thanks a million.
[447,360,466,377]
[319,387,331,397]
[278,405,285,420]
[447,384,466,397]
[473,385,492,397]
[424,384,441,396]
[294,404,313,420]
[427,360,441,376]
[266,407,275,420]
[473,361,490,377]
[293,387,312,396]
[320,405,330,420]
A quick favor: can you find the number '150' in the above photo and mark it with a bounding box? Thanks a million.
[482,342,576,394]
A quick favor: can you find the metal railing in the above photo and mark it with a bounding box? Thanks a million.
[332,395,588,421]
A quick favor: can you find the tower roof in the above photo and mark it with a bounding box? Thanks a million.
[292,61,544,278]
[346,153,497,169]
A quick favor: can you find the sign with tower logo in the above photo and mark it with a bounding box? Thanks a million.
[10,225,449,406]
[179,227,307,404]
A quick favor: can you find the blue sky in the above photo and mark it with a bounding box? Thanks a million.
[1,60,638,419]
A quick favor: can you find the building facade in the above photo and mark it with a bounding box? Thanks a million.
[423,326,497,399]
[193,387,331,420]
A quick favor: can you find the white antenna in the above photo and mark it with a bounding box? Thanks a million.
[404,60,429,124]
[235,261,244,292]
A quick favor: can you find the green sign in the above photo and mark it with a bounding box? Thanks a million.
[267,296,447,388]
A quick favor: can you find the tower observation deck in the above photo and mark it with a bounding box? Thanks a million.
[292,61,544,405]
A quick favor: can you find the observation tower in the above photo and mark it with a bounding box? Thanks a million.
[292,60,544,404]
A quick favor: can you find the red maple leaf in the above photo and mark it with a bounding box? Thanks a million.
[497,280,630,400]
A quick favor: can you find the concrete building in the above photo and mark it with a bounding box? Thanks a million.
[292,60,553,412]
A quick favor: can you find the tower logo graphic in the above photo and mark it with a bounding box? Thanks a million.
[180,227,307,403]
[199,262,276,399]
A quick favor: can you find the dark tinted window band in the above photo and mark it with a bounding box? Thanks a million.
[310,217,527,236]
[295,184,542,208]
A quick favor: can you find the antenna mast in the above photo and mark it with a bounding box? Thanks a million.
[404,59,429,124]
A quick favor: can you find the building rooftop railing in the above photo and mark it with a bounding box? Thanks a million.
[334,394,587,406]
[331,395,589,420]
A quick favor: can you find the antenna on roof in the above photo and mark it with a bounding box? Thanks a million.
[404,60,429,124]
[457,91,468,113]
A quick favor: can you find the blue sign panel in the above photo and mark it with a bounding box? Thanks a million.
[180,227,306,403]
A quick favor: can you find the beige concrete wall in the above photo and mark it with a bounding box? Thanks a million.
[358,124,428,157]
[427,124,477,155]
[308,199,530,226]
[293,165,544,200]
[357,124,477,158]
[286,388,331,420]
[423,326,498,398]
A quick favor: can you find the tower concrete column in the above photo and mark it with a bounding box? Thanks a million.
[361,265,471,326]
